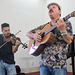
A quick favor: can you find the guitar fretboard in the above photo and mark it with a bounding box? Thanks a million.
[44,14,71,36]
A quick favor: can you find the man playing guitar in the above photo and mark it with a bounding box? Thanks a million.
[26,2,73,75]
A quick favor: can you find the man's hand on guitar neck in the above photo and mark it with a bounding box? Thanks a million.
[56,19,66,33]
[56,19,72,44]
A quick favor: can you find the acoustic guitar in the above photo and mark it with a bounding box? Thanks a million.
[28,11,75,56]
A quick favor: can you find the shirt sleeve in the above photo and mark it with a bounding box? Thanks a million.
[30,22,49,33]
[65,20,73,37]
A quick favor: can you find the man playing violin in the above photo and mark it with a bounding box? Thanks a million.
[0,23,21,75]
[26,2,73,75]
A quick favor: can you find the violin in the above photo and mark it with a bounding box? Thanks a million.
[4,34,20,44]
[0,30,28,49]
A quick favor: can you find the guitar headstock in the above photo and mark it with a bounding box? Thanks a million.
[70,11,75,17]
[63,11,75,21]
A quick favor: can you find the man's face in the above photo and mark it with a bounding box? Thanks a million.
[48,4,61,18]
[2,27,10,37]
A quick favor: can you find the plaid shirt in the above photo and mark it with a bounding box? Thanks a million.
[31,20,73,69]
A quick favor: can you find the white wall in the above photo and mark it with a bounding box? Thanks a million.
[0,0,75,73]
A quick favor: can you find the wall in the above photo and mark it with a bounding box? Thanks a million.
[0,0,75,73]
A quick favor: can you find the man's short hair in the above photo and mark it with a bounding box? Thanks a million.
[1,23,9,30]
[47,2,61,10]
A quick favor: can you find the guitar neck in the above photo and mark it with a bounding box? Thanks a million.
[63,14,71,21]
[44,14,71,36]
[44,25,56,36]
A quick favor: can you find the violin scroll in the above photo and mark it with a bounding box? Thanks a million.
[21,43,28,49]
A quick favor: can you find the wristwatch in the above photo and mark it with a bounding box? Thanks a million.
[61,31,67,37]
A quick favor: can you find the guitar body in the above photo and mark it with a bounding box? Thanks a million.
[28,24,56,56]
